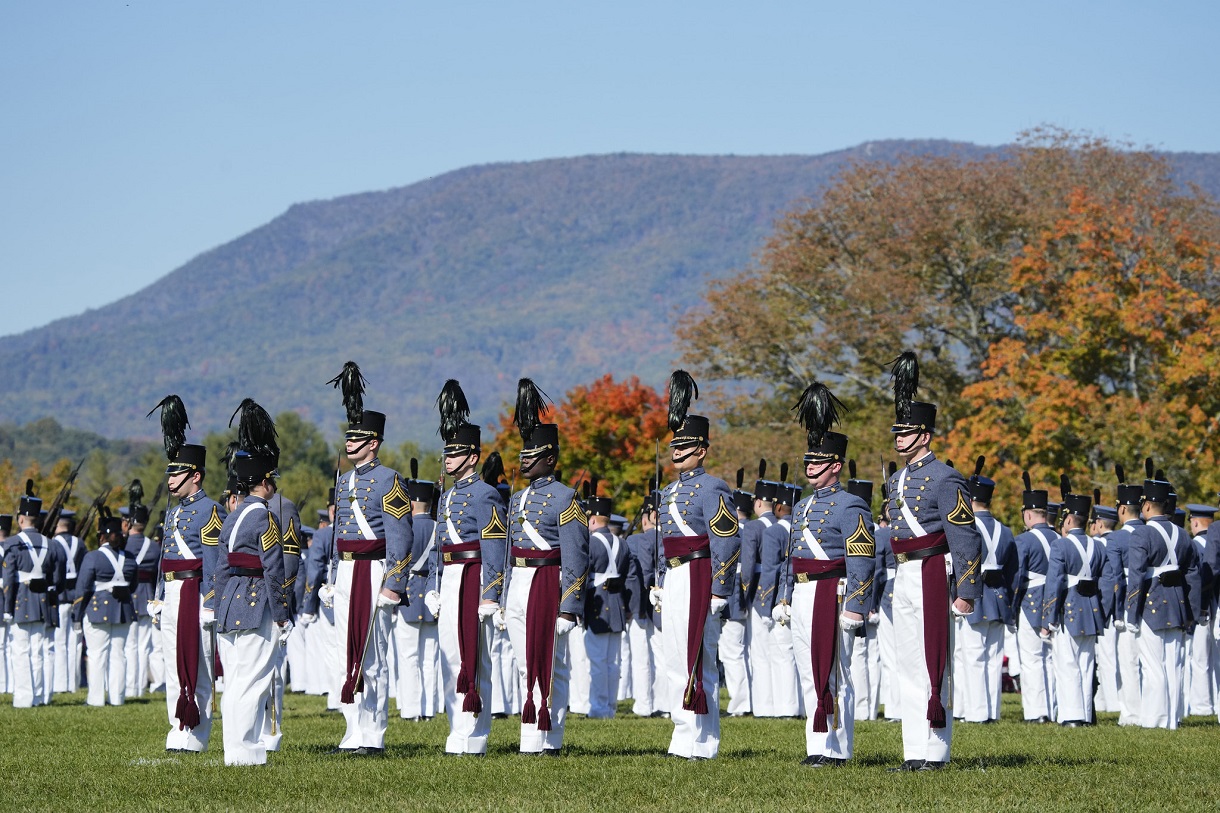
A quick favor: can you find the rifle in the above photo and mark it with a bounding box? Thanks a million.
[40,458,84,536]
[76,485,115,548]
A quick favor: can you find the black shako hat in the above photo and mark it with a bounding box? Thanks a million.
[328,361,386,442]
[514,379,559,459]
[793,381,848,464]
[890,351,937,434]
[437,379,480,456]
[667,370,709,448]
[968,456,995,504]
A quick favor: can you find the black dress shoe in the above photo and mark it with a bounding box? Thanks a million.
[918,760,947,771]
[803,755,844,768]
[887,760,925,773]
[688,756,709,762]
[801,755,824,766]
[354,746,384,756]
[1030,716,1052,724]
[540,749,562,757]
[326,746,357,755]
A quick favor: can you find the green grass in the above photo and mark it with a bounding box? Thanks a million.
[1,691,1218,812]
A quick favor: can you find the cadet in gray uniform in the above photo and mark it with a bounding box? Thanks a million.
[503,379,589,753]
[1184,504,1215,717]
[884,353,982,771]
[265,481,302,752]
[586,493,627,719]
[1100,468,1143,725]
[1012,476,1056,723]
[326,364,413,755]
[739,463,778,716]
[757,476,801,718]
[74,511,138,706]
[1041,489,1106,726]
[654,371,741,760]
[51,511,85,693]
[720,473,754,717]
[212,401,292,766]
[123,484,162,697]
[3,483,64,708]
[1126,470,1204,729]
[775,382,874,767]
[147,395,223,751]
[393,463,441,721]
[429,379,508,755]
[300,490,340,710]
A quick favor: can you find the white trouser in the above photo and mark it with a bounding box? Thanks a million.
[618,629,632,701]
[54,604,81,693]
[791,581,854,759]
[297,615,325,694]
[720,617,750,715]
[848,620,880,720]
[627,618,657,716]
[892,560,953,762]
[660,562,721,759]
[218,612,277,765]
[585,629,622,718]
[1137,622,1185,729]
[747,607,774,715]
[161,579,214,751]
[489,624,516,715]
[0,620,11,694]
[393,617,440,719]
[261,641,286,751]
[956,618,1004,722]
[285,608,309,693]
[1016,618,1055,720]
[438,563,493,754]
[1185,624,1213,716]
[1094,624,1119,713]
[150,613,165,689]
[878,609,900,719]
[1116,625,1142,725]
[317,602,342,708]
[125,616,155,696]
[1004,624,1021,678]
[650,617,669,713]
[334,559,392,749]
[752,607,800,717]
[504,566,570,752]
[41,616,56,701]
[1051,630,1095,723]
[567,617,591,715]
[10,622,48,708]
[83,620,129,707]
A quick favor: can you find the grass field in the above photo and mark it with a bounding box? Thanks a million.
[1,691,1218,812]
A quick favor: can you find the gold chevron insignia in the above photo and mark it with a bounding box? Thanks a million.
[382,475,412,520]
[946,489,975,526]
[710,497,739,538]
[261,516,281,552]
[201,507,222,547]
[481,510,508,540]
[845,515,876,557]
[560,497,588,527]
[562,573,586,602]
[282,522,301,556]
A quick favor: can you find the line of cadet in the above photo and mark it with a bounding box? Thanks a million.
[2,353,1214,771]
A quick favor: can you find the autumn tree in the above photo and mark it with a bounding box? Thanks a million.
[678,128,1220,520]
[491,375,668,517]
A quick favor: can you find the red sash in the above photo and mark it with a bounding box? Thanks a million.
[792,557,846,733]
[892,531,950,728]
[338,538,386,703]
[513,546,562,730]
[162,559,204,730]
[444,542,484,714]
[663,535,713,715]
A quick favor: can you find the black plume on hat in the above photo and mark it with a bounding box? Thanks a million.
[1145,457,1155,479]
[514,378,553,441]
[26,479,34,497]
[890,351,919,423]
[437,379,470,440]
[779,462,789,483]
[327,361,368,426]
[1116,463,1126,484]
[736,468,744,489]
[758,459,767,480]
[667,370,698,432]
[888,461,898,477]
[1059,474,1071,502]
[230,398,279,459]
[1022,471,1032,492]
[147,395,190,461]
[129,479,144,508]
[849,460,857,480]
[481,451,505,487]
[974,456,986,477]
[792,381,846,447]
[410,457,419,480]
[220,441,240,471]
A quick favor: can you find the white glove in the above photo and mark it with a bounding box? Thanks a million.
[1113,618,1127,633]
[319,583,335,609]
[424,590,442,616]
[477,602,499,622]
[839,613,865,632]
[2,613,12,624]
[494,607,508,631]
[1006,622,1018,635]
[72,621,83,633]
[377,592,400,609]
[298,612,317,625]
[555,616,577,636]
[770,603,790,627]
[278,621,294,645]
[867,611,881,627]
[950,601,972,618]
[709,596,728,617]
[649,586,664,611]
[200,608,216,628]
[146,600,163,618]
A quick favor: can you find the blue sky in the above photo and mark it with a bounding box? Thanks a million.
[2,1,1217,337]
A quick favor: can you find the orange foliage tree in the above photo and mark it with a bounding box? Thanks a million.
[491,374,668,517]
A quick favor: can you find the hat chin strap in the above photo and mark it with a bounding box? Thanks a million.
[672,446,702,466]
